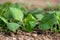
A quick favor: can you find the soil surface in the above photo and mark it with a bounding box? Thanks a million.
[0,30,60,40]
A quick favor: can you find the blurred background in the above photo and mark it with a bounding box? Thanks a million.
[0,0,60,8]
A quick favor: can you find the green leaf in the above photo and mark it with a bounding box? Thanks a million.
[25,14,36,21]
[23,14,36,32]
[56,11,60,30]
[35,14,44,20]
[23,21,36,32]
[0,16,8,23]
[7,23,20,32]
[9,7,24,22]
[39,13,55,31]
[56,11,60,19]
[3,9,12,20]
[30,21,36,28]
[39,23,50,31]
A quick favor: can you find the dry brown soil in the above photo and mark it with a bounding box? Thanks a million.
[0,30,60,40]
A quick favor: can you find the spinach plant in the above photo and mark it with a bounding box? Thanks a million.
[0,2,60,33]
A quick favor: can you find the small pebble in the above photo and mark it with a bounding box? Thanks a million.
[32,34,37,37]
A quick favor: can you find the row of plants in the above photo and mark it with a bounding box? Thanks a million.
[0,2,60,33]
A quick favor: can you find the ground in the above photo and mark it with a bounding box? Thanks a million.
[0,30,60,40]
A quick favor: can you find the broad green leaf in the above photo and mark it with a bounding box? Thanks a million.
[40,14,55,24]
[0,16,8,23]
[26,14,36,21]
[1,2,12,19]
[3,9,12,20]
[29,21,36,28]
[39,13,55,31]
[9,7,23,22]
[23,21,36,32]
[35,14,44,20]
[56,11,60,30]
[24,14,36,25]
[39,23,50,31]
[0,20,5,26]
[7,23,20,32]
[55,11,60,23]
[23,14,36,32]
[56,11,60,19]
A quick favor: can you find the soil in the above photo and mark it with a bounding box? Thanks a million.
[0,30,60,40]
